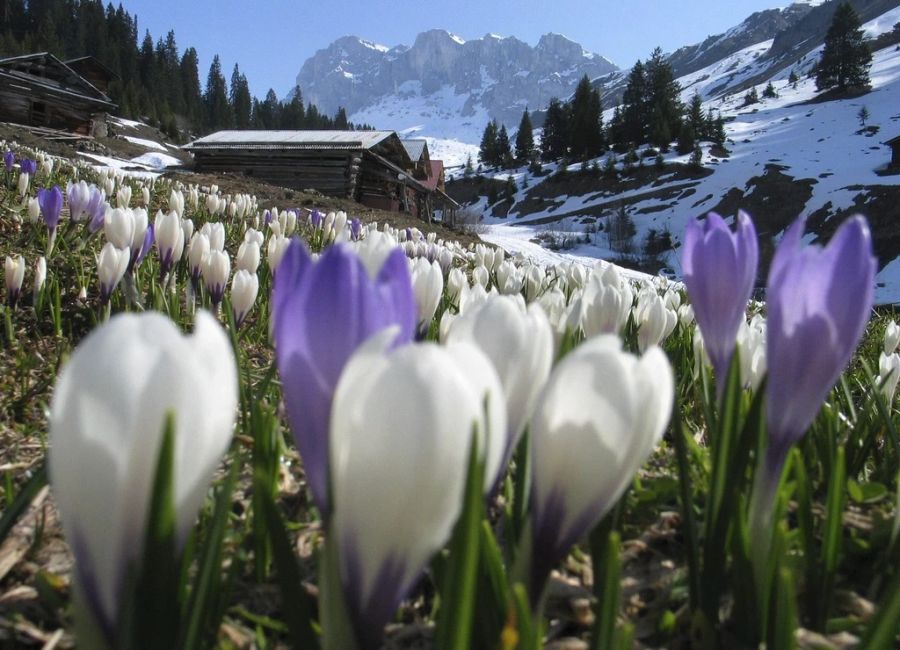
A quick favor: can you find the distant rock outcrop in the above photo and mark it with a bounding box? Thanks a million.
[292,30,617,130]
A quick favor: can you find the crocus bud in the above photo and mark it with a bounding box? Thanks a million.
[17,172,30,197]
[116,184,132,208]
[141,186,150,207]
[635,291,677,352]
[97,242,130,305]
[189,232,210,288]
[267,235,290,275]
[169,189,184,217]
[33,256,46,301]
[37,185,63,232]
[49,311,237,637]
[27,197,40,222]
[447,267,467,303]
[4,255,25,307]
[409,257,443,334]
[202,222,225,252]
[528,335,673,607]
[580,265,633,337]
[473,265,489,288]
[154,210,182,276]
[682,211,758,384]
[884,321,900,356]
[67,180,92,222]
[105,208,134,250]
[231,270,259,328]
[273,242,416,515]
[129,208,149,260]
[879,352,900,403]
[202,249,230,308]
[330,331,503,647]
[235,239,261,274]
[3,150,13,171]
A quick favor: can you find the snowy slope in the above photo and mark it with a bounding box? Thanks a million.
[468,7,900,303]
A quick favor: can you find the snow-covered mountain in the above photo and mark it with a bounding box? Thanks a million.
[293,30,616,148]
[461,4,900,302]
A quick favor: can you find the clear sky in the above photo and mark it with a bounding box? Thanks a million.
[116,0,795,99]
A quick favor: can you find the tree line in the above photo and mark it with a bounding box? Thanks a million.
[0,0,370,139]
[479,48,726,170]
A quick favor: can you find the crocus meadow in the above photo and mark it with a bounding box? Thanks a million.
[0,139,896,649]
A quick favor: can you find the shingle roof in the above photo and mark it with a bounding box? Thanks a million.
[401,139,428,161]
[184,130,397,151]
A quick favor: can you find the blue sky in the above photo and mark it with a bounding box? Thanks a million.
[118,0,792,99]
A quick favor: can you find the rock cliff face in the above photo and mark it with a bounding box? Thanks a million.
[292,30,617,130]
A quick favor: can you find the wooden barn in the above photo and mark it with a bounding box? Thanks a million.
[184,130,456,220]
[0,53,116,135]
[886,135,900,170]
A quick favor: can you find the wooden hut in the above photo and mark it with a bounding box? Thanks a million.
[886,135,900,170]
[184,130,439,217]
[64,56,118,95]
[0,53,116,135]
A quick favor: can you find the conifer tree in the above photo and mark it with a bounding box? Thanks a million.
[621,60,647,146]
[204,55,234,131]
[569,75,604,159]
[687,93,705,141]
[541,98,569,161]
[645,47,682,150]
[230,64,252,129]
[515,109,535,163]
[496,124,513,168]
[816,2,872,92]
[479,120,498,167]
[464,154,474,177]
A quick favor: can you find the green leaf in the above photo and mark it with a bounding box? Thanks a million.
[120,413,180,650]
[859,564,900,649]
[590,531,621,650]
[0,462,46,546]
[672,408,700,613]
[258,483,319,650]
[848,480,888,504]
[768,563,798,650]
[815,446,846,631]
[179,462,239,650]
[434,432,486,650]
[320,528,358,650]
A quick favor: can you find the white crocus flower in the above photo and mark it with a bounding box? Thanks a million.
[33,256,47,301]
[879,352,900,403]
[96,242,130,305]
[104,208,135,251]
[329,329,505,641]
[202,249,231,306]
[236,239,261,274]
[4,255,26,306]
[447,294,553,466]
[409,257,443,333]
[527,335,673,605]
[49,311,237,633]
[231,270,259,328]
[884,320,900,356]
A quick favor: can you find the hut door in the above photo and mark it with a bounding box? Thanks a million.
[30,101,48,126]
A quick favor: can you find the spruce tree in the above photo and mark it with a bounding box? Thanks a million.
[621,60,647,146]
[816,2,872,92]
[204,55,234,131]
[569,75,604,159]
[479,120,498,167]
[230,64,252,129]
[541,98,568,161]
[645,48,682,150]
[515,109,535,164]
[687,93,705,141]
[496,124,513,168]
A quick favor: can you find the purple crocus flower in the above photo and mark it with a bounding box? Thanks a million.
[310,210,323,229]
[3,151,14,172]
[135,224,155,267]
[682,211,758,387]
[263,209,273,226]
[273,240,416,515]
[20,158,37,176]
[749,215,875,580]
[37,186,64,231]
[764,214,874,475]
[87,190,108,233]
[350,218,362,241]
